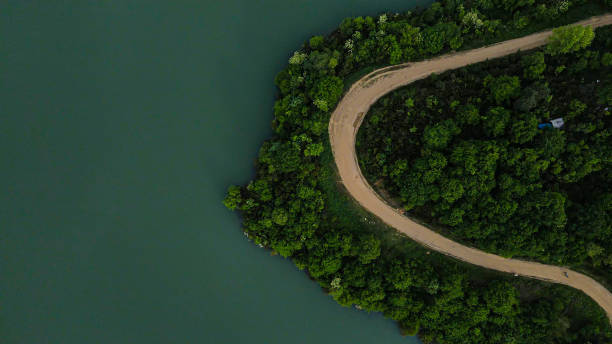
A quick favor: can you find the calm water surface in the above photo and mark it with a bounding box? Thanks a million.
[2,1,428,343]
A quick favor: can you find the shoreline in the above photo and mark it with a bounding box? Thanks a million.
[329,14,612,324]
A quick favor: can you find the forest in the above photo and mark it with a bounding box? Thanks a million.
[357,25,612,284]
[225,0,612,342]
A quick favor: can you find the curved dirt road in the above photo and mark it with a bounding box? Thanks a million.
[329,14,612,323]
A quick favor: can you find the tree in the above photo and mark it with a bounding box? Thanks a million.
[440,178,464,204]
[483,106,510,137]
[226,4,612,343]
[266,142,302,173]
[545,25,595,55]
[420,22,461,55]
[382,35,403,65]
[223,186,242,210]
[309,35,324,49]
[493,0,535,11]
[510,113,538,144]
[423,119,461,149]
[288,51,307,65]
[602,52,612,66]
[304,142,324,157]
[358,235,381,264]
[247,179,273,201]
[456,104,480,125]
[304,50,335,75]
[272,208,289,226]
[484,281,519,316]
[537,128,565,160]
[521,51,546,79]
[309,76,344,111]
[387,259,414,290]
[484,75,520,104]
[421,26,446,54]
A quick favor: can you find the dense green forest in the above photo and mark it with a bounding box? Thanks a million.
[357,25,612,284]
[225,0,612,342]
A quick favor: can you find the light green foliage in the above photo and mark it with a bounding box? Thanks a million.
[259,141,302,173]
[422,30,445,54]
[421,22,461,54]
[272,208,289,226]
[309,35,324,49]
[288,51,307,65]
[247,179,273,201]
[554,64,566,75]
[484,74,521,104]
[388,260,414,290]
[537,128,565,159]
[440,178,464,203]
[462,10,484,29]
[587,242,604,258]
[484,281,519,315]
[358,29,612,319]
[493,0,535,11]
[423,119,460,149]
[304,142,324,157]
[385,36,403,64]
[223,185,242,210]
[330,276,342,289]
[456,104,480,125]
[310,76,343,111]
[510,112,538,144]
[513,82,550,112]
[513,15,529,29]
[483,106,510,137]
[313,99,328,111]
[227,3,612,342]
[304,50,340,74]
[545,25,595,55]
[602,52,612,66]
[358,235,381,264]
[426,95,439,108]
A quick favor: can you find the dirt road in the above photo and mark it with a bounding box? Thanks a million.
[328,14,612,323]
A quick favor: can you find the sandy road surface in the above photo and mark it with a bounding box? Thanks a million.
[329,14,612,323]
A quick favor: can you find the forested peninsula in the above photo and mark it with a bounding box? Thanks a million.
[224,0,612,342]
[357,25,612,285]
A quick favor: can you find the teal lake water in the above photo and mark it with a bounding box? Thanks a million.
[2,1,427,343]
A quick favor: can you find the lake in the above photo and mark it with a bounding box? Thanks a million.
[1,1,428,343]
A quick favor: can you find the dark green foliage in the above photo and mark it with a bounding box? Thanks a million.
[423,119,461,149]
[484,281,519,316]
[259,141,302,173]
[485,74,521,104]
[226,1,612,342]
[603,52,612,66]
[513,81,551,112]
[358,26,612,293]
[310,76,343,111]
[421,22,462,54]
[494,0,535,11]
[509,112,538,143]
[483,106,511,137]
[309,35,325,49]
[456,104,480,125]
[223,185,242,210]
[521,51,547,79]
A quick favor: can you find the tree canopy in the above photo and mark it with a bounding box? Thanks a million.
[545,24,595,55]
[225,0,612,342]
[358,26,612,286]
